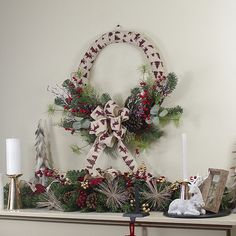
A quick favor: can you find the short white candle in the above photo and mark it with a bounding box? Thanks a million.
[182,133,187,180]
[6,138,22,175]
[0,174,4,210]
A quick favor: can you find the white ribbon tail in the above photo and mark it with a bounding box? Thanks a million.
[86,140,105,170]
[118,141,137,171]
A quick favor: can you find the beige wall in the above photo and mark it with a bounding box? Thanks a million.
[1,0,236,183]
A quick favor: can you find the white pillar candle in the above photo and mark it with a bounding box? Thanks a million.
[6,138,22,175]
[0,174,4,210]
[181,133,187,180]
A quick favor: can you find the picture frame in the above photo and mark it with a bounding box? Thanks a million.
[201,168,229,213]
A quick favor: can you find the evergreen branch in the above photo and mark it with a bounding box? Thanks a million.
[80,130,96,144]
[66,170,87,183]
[138,64,150,75]
[47,104,56,115]
[70,144,89,155]
[128,127,164,150]
[54,97,66,107]
[100,93,112,105]
[165,73,178,95]
[159,106,183,126]
[47,104,64,115]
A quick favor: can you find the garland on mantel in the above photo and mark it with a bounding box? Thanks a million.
[4,167,232,213]
[9,167,179,212]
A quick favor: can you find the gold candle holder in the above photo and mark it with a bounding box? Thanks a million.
[181,181,190,200]
[7,174,22,210]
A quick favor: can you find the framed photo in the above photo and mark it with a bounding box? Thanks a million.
[201,168,229,213]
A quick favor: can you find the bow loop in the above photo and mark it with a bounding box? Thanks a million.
[90,106,106,120]
[90,119,107,136]
[120,108,129,121]
[104,100,119,117]
[110,116,121,131]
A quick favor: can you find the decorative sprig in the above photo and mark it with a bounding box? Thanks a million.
[37,189,64,211]
[141,179,172,211]
[96,178,127,210]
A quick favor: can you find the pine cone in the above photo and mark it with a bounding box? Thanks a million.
[86,193,97,209]
[123,113,147,133]
[123,95,148,133]
[126,187,134,200]
[63,191,74,203]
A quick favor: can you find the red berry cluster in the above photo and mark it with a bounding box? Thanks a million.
[72,76,83,85]
[64,127,75,134]
[126,179,133,187]
[63,77,93,118]
[67,81,76,90]
[89,178,103,186]
[134,170,152,181]
[155,73,167,93]
[76,190,87,208]
[35,168,65,184]
[157,74,166,82]
[76,87,83,94]
[34,183,46,194]
[138,81,152,121]
[123,171,152,187]
[65,96,73,104]
[79,107,90,114]
[63,76,85,113]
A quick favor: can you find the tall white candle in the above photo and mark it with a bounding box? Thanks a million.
[0,174,4,210]
[6,138,22,175]
[182,133,187,180]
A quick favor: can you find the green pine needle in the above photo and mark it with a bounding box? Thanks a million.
[159,106,183,127]
[100,93,112,106]
[128,128,164,151]
[76,70,83,78]
[138,64,149,74]
[70,144,82,155]
[166,73,178,94]
[47,104,56,115]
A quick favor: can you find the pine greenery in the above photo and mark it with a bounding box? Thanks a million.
[50,65,183,156]
[165,73,178,95]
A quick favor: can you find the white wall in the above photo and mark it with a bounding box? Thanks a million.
[1,0,236,182]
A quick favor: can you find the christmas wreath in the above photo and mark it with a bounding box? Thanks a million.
[49,29,183,171]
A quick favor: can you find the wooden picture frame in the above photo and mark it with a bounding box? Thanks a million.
[201,168,229,213]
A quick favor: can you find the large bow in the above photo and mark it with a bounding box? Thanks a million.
[86,100,136,171]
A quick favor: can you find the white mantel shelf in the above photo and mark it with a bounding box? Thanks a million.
[0,209,236,235]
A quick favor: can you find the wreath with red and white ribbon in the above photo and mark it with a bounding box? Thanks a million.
[51,27,183,172]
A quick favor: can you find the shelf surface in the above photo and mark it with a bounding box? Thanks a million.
[0,209,236,227]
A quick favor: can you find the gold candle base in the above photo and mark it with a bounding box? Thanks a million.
[181,181,190,200]
[7,174,22,211]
